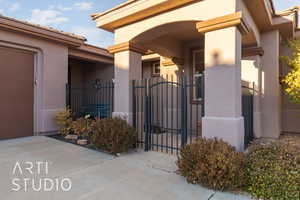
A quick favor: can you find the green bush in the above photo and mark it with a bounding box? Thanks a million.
[245,142,300,200]
[177,138,246,191]
[91,118,137,154]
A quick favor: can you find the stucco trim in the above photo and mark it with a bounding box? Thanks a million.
[0,16,85,47]
[92,0,201,32]
[108,41,146,54]
[91,0,140,20]
[161,57,184,66]
[196,12,250,35]
[69,44,113,64]
[242,46,264,57]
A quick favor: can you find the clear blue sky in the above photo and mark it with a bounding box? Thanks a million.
[0,0,299,48]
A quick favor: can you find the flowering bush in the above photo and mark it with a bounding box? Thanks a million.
[71,115,93,138]
[54,108,73,136]
[281,39,300,103]
[245,142,300,200]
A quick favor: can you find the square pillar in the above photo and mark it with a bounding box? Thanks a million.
[108,42,143,124]
[196,12,250,151]
[260,30,281,138]
[202,26,245,151]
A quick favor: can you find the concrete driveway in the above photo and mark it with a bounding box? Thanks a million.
[0,136,251,200]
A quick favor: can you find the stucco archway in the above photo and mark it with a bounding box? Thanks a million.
[130,20,257,58]
[131,21,201,58]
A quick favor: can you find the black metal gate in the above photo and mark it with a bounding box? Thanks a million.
[132,75,204,154]
[242,84,254,147]
[66,80,114,118]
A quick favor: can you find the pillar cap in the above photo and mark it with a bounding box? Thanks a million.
[196,12,250,35]
[108,41,147,54]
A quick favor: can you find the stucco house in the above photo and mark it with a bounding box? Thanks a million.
[0,15,114,140]
[0,0,299,153]
[91,0,300,151]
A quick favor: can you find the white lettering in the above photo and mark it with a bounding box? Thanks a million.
[11,178,21,191]
[12,162,22,175]
[24,178,30,192]
[25,162,34,174]
[44,178,54,192]
[32,179,42,192]
[61,178,72,192]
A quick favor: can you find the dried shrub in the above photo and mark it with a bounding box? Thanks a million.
[245,142,300,200]
[177,138,246,191]
[54,108,73,136]
[91,118,137,154]
[72,115,93,138]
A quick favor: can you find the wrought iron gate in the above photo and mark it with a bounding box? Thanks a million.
[66,80,114,118]
[132,75,204,154]
[242,84,255,147]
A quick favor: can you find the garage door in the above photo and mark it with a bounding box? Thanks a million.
[0,46,34,140]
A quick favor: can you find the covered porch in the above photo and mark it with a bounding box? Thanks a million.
[92,0,282,151]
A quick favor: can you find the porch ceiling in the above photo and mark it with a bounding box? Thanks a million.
[131,20,256,58]
[132,21,200,44]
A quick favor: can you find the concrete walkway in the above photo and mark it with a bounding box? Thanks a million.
[0,136,252,200]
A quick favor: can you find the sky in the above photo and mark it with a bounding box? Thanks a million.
[0,0,299,48]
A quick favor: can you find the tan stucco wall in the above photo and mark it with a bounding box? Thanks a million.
[70,59,114,85]
[69,60,84,85]
[0,29,68,133]
[142,61,153,78]
[281,44,300,133]
[87,64,114,82]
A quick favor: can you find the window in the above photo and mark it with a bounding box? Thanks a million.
[192,49,204,102]
[152,61,161,76]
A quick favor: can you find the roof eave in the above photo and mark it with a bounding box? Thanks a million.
[0,16,86,47]
[92,0,201,32]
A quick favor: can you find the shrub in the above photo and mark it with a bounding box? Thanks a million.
[177,138,246,191]
[72,115,93,138]
[91,118,137,154]
[54,108,73,136]
[245,142,300,200]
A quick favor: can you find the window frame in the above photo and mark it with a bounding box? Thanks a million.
[190,48,205,104]
[152,61,161,77]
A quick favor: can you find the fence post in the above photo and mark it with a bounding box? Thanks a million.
[144,79,151,151]
[181,76,188,147]
[66,84,71,107]
[201,73,205,117]
[132,80,136,128]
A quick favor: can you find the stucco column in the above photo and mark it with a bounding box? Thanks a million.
[109,42,143,124]
[260,30,281,138]
[202,26,245,151]
[253,55,263,139]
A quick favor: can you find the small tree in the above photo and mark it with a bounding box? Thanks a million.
[281,39,300,103]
